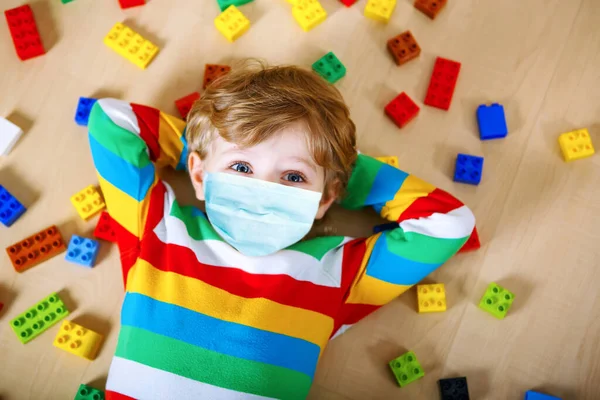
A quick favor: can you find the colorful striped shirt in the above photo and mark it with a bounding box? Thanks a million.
[88,98,476,400]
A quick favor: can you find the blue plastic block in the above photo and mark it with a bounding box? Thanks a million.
[373,222,399,234]
[477,103,508,140]
[524,391,562,400]
[0,184,26,227]
[454,154,484,185]
[75,97,97,126]
[65,235,100,267]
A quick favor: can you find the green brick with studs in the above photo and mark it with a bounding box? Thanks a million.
[389,351,425,387]
[312,52,346,84]
[74,383,105,400]
[10,293,69,344]
[479,282,515,319]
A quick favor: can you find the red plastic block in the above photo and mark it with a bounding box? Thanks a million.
[203,64,231,89]
[4,5,45,61]
[458,227,480,253]
[414,0,447,19]
[175,92,200,119]
[6,225,67,272]
[93,211,117,243]
[0,302,3,313]
[340,0,358,6]
[424,57,461,111]
[387,31,421,66]
[118,0,145,9]
[385,92,420,128]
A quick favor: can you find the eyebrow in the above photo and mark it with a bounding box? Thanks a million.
[290,156,317,173]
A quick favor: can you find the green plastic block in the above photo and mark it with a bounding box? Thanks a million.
[478,282,515,319]
[216,0,254,11]
[10,293,69,344]
[389,351,425,387]
[74,384,105,400]
[312,52,346,84]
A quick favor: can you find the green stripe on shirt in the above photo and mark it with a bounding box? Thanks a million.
[385,229,469,263]
[341,155,382,210]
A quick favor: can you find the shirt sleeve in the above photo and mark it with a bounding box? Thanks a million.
[87,98,188,283]
[332,154,476,336]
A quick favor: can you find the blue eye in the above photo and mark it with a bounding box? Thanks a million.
[230,162,252,174]
[284,173,304,183]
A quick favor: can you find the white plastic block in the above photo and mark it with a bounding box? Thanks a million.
[0,117,23,156]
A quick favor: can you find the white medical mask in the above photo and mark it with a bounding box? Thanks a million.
[204,172,322,257]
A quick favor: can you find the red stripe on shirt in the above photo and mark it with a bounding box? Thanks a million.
[131,103,161,162]
[398,188,464,221]
[106,390,136,400]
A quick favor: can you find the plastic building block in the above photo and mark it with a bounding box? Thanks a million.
[387,31,421,66]
[340,0,358,5]
[364,0,397,23]
[375,156,399,168]
[524,390,562,400]
[93,211,117,243]
[4,5,45,61]
[385,92,420,128]
[439,377,470,400]
[10,293,69,344]
[215,5,250,42]
[0,185,26,227]
[453,154,483,185]
[65,236,100,268]
[74,384,105,400]
[75,97,98,127]
[0,117,24,156]
[373,222,399,234]
[312,52,346,84]
[292,0,327,32]
[175,92,200,119]
[6,225,67,272]
[479,282,515,319]
[104,22,159,69]
[0,302,3,313]
[417,283,446,313]
[424,57,461,111]
[216,0,254,11]
[389,351,424,387]
[477,104,508,140]
[71,185,106,220]
[61,0,76,3]
[458,227,480,253]
[414,0,447,19]
[558,128,595,162]
[118,0,145,9]
[54,320,104,360]
[203,64,232,89]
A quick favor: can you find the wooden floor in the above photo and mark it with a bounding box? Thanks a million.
[1,0,599,399]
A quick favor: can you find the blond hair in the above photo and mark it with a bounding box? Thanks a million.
[185,60,357,197]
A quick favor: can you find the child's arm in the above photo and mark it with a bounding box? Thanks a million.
[334,154,476,335]
[87,98,187,282]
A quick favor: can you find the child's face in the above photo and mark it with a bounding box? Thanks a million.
[188,120,336,219]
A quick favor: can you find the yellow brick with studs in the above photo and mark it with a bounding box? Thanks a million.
[417,283,447,313]
[215,5,250,42]
[70,185,106,220]
[376,156,399,168]
[292,0,327,32]
[364,0,396,23]
[53,321,104,360]
[558,128,595,162]
[103,22,159,69]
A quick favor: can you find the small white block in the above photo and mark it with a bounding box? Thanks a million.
[0,117,23,156]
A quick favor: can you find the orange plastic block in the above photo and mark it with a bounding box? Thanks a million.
[71,185,106,220]
[417,283,446,313]
[414,0,447,19]
[203,64,231,89]
[53,320,104,360]
[6,225,67,272]
[387,31,421,66]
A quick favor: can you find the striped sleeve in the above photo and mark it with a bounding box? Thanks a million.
[87,99,188,278]
[334,154,476,329]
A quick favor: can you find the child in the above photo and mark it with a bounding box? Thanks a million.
[88,61,475,400]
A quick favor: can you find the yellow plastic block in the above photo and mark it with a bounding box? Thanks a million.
[364,0,396,23]
[70,185,106,220]
[417,283,446,313]
[376,156,399,168]
[215,5,250,42]
[53,321,104,360]
[292,0,327,32]
[104,22,159,69]
[558,128,595,162]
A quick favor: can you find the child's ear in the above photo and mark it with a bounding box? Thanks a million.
[315,184,338,220]
[188,152,206,201]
